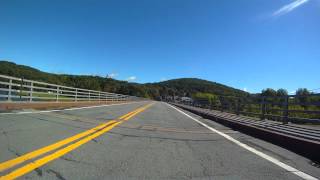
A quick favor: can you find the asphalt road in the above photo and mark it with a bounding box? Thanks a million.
[0,101,319,180]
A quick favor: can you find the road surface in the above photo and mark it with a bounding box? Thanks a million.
[0,101,319,179]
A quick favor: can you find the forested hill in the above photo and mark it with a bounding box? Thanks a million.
[0,61,248,99]
[155,78,247,97]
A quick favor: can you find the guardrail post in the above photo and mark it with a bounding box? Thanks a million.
[99,92,101,102]
[75,88,78,102]
[56,86,59,102]
[8,79,12,101]
[261,97,266,120]
[89,91,91,101]
[282,96,289,124]
[29,82,33,102]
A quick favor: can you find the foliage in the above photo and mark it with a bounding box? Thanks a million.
[192,92,221,107]
[295,88,311,106]
[276,89,288,96]
[157,78,248,97]
[261,88,277,97]
[0,61,248,99]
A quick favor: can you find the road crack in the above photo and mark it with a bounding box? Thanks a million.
[60,156,98,168]
[47,169,66,180]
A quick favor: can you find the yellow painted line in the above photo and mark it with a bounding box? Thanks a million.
[0,103,153,180]
[0,121,123,180]
[0,120,116,172]
[123,103,154,120]
[0,105,145,172]
[118,106,145,120]
[123,108,145,120]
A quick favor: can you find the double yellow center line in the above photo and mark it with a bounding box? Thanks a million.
[0,103,153,180]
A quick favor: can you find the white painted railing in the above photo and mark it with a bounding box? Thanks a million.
[0,74,142,102]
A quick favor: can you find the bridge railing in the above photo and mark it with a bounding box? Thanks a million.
[0,74,142,102]
[177,93,320,124]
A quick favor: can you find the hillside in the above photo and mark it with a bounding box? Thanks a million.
[0,61,248,99]
[155,78,247,97]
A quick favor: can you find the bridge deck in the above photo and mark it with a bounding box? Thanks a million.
[0,102,319,179]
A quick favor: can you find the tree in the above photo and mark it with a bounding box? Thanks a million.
[276,89,288,97]
[296,88,311,107]
[296,88,310,96]
[261,88,277,97]
[261,88,277,108]
[275,89,288,105]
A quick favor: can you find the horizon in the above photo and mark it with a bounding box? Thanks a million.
[1,0,319,93]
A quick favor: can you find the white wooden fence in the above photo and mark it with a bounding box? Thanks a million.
[0,74,142,102]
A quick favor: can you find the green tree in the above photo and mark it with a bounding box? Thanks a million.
[276,89,288,96]
[261,88,277,97]
[275,88,288,105]
[296,88,311,107]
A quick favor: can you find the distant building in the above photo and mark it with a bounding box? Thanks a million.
[181,97,193,103]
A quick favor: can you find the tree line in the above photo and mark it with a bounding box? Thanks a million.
[0,61,248,100]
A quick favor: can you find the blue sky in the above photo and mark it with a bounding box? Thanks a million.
[0,0,319,93]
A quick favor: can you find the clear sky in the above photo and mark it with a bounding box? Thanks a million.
[1,0,319,93]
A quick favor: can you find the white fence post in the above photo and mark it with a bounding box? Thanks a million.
[20,77,24,100]
[75,88,78,102]
[8,79,12,101]
[56,86,59,102]
[89,91,91,101]
[30,82,33,102]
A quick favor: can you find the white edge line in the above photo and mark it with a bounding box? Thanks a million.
[0,102,141,115]
[166,103,318,180]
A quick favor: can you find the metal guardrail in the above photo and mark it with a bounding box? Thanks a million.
[175,93,320,124]
[171,102,320,162]
[0,74,143,102]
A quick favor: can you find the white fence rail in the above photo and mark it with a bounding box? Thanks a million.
[0,74,142,102]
